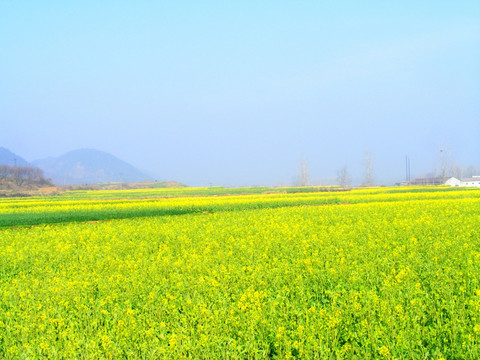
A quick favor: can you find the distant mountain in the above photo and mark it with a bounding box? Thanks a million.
[32,149,151,185]
[0,147,30,167]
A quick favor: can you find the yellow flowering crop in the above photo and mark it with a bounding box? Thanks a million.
[1,187,480,358]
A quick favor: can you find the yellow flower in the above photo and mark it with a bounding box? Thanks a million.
[379,346,390,357]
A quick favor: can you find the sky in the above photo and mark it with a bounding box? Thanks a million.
[1,1,479,186]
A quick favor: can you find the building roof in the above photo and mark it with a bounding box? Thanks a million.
[408,177,446,185]
[461,177,480,182]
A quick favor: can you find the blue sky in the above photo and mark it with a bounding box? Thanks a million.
[1,1,479,186]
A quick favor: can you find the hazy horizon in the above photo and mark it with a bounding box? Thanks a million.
[2,1,479,186]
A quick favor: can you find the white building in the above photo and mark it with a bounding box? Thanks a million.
[445,176,480,188]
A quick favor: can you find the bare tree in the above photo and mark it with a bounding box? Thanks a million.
[464,165,480,178]
[0,165,51,186]
[364,151,374,186]
[438,144,457,179]
[450,160,462,179]
[337,165,351,188]
[439,148,447,179]
[0,166,9,180]
[299,158,309,186]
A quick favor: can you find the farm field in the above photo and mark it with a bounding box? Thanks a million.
[1,186,480,358]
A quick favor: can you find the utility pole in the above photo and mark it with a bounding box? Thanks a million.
[440,149,446,179]
[405,156,410,182]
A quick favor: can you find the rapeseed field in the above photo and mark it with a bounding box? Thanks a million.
[1,187,480,358]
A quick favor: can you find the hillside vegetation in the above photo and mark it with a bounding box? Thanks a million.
[0,165,52,194]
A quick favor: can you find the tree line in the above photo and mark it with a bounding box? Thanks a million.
[0,165,52,186]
